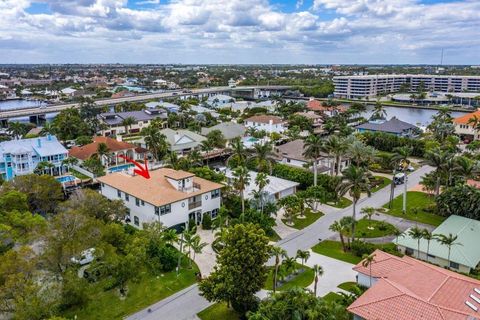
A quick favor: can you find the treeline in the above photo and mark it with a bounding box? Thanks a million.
[360,131,426,157]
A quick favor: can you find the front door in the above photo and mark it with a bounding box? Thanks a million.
[196,211,202,225]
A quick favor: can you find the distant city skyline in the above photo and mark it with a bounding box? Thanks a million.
[1,0,479,64]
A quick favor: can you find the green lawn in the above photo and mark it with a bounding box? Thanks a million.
[371,176,392,192]
[322,292,343,303]
[327,197,352,209]
[197,303,240,320]
[311,240,362,264]
[69,168,90,180]
[282,208,324,230]
[268,230,281,242]
[64,260,199,319]
[337,282,358,293]
[264,262,314,291]
[353,219,397,238]
[382,191,445,226]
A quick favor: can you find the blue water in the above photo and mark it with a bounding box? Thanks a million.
[108,164,134,173]
[247,137,258,142]
[56,175,76,183]
[116,86,147,92]
[0,99,47,111]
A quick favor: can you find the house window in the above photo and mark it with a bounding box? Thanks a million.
[135,198,140,206]
[211,208,219,218]
[125,193,129,201]
[155,207,159,215]
[141,200,145,206]
[159,204,171,215]
[450,261,459,269]
[134,216,139,226]
[117,190,121,198]
[211,189,220,199]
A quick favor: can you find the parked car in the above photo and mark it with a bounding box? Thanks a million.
[71,248,95,265]
[394,173,405,185]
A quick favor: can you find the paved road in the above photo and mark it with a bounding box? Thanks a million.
[125,165,433,320]
[0,85,291,119]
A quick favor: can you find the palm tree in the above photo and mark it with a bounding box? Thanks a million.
[255,172,270,214]
[270,246,287,293]
[425,148,452,197]
[162,229,178,245]
[232,166,251,220]
[226,137,248,168]
[182,229,196,268]
[391,146,412,214]
[408,226,424,259]
[252,142,276,173]
[313,264,324,296]
[40,122,54,136]
[121,116,136,135]
[142,126,168,162]
[164,151,180,170]
[35,161,54,176]
[362,253,376,287]
[200,140,214,166]
[454,156,478,183]
[348,140,377,168]
[283,256,297,275]
[422,229,434,262]
[191,236,207,265]
[61,157,78,174]
[393,228,404,246]
[296,249,310,270]
[435,233,462,269]
[323,135,348,175]
[337,166,372,240]
[187,149,203,168]
[303,134,323,186]
[360,207,379,225]
[370,101,387,120]
[96,142,111,166]
[7,121,27,139]
[329,220,347,252]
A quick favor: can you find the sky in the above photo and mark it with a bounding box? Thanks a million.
[0,0,479,64]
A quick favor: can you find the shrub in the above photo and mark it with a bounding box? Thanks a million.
[436,184,480,219]
[360,131,425,157]
[157,245,179,272]
[202,212,213,230]
[350,240,376,257]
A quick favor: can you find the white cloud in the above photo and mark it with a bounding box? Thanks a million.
[0,0,479,63]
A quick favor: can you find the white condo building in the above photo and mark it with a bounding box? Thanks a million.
[97,168,223,229]
[333,74,480,99]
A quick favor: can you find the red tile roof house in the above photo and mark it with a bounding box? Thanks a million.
[307,98,346,117]
[348,249,480,320]
[244,115,288,134]
[69,137,146,167]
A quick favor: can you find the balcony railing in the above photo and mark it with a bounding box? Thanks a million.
[188,201,202,210]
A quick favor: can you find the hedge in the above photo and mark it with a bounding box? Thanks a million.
[360,131,426,157]
[436,184,480,220]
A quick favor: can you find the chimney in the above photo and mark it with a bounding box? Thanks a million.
[37,138,41,148]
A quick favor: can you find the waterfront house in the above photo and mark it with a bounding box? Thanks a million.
[160,128,206,154]
[97,168,223,229]
[355,117,419,137]
[244,115,287,134]
[349,249,480,320]
[201,122,246,145]
[453,109,480,142]
[396,215,480,273]
[97,108,168,136]
[0,135,68,181]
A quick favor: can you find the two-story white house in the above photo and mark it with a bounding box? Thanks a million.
[97,168,224,229]
[244,115,287,134]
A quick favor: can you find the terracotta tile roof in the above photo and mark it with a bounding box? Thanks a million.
[245,115,285,125]
[348,250,480,320]
[69,136,136,160]
[353,249,413,278]
[307,99,346,112]
[97,168,223,207]
[453,110,480,125]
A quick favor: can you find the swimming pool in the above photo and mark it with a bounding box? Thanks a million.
[108,164,134,173]
[56,175,76,183]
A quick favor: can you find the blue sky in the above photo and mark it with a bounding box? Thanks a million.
[2,0,479,64]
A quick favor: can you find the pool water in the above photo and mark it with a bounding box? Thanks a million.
[56,175,76,183]
[247,137,259,142]
[109,164,134,173]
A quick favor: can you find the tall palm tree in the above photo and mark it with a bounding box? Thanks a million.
[232,166,251,220]
[337,166,372,240]
[370,101,387,120]
[422,229,434,262]
[296,249,310,270]
[362,253,376,287]
[360,207,379,225]
[391,146,412,214]
[142,126,168,162]
[40,122,54,136]
[435,233,462,269]
[255,172,270,214]
[252,142,276,174]
[408,227,424,259]
[329,220,348,252]
[121,116,136,135]
[270,246,287,293]
[393,228,404,246]
[61,157,78,174]
[313,264,324,297]
[323,135,349,175]
[162,229,178,245]
[35,161,54,176]
[187,149,203,168]
[348,140,377,168]
[303,134,323,186]
[96,142,111,167]
[7,121,27,139]
[191,236,207,265]
[454,156,478,183]
[200,140,214,166]
[425,148,452,197]
[226,137,248,168]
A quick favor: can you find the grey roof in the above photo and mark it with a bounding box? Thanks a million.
[275,139,329,162]
[355,117,417,134]
[201,122,246,140]
[0,135,67,158]
[98,109,167,125]
[160,128,206,151]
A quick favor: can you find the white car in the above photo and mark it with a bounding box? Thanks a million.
[71,248,95,265]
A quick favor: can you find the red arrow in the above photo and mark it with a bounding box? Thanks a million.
[117,155,150,179]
